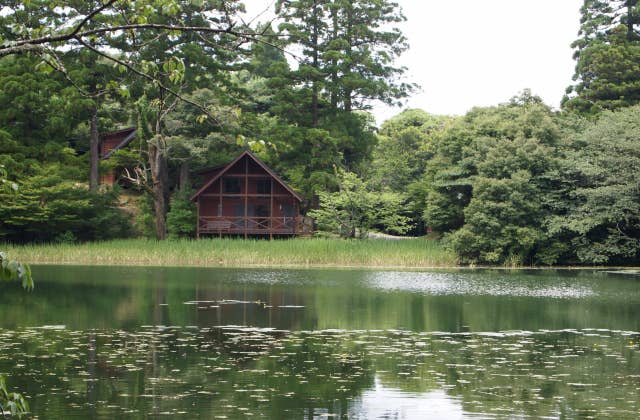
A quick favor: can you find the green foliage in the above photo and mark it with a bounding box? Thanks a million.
[371,110,448,192]
[565,0,640,113]
[0,376,29,416]
[446,172,544,265]
[0,251,33,291]
[417,95,640,265]
[309,171,411,238]
[423,92,558,234]
[565,25,640,113]
[0,164,18,194]
[0,163,33,417]
[0,55,85,158]
[546,105,640,264]
[422,94,561,264]
[2,0,638,268]
[368,109,451,233]
[248,23,289,79]
[0,166,132,243]
[167,188,197,239]
[1,165,34,289]
[133,194,157,239]
[243,0,412,203]
[277,0,414,113]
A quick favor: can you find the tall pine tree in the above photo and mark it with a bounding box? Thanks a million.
[564,0,640,113]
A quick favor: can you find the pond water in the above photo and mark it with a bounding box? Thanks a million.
[1,266,639,418]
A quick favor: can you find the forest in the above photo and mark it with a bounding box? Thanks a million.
[0,0,639,266]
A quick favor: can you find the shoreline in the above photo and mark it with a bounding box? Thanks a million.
[23,260,640,272]
[5,238,639,271]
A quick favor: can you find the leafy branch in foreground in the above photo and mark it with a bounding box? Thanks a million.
[0,167,31,415]
[0,0,267,57]
[0,251,33,291]
[0,1,277,124]
[1,165,34,289]
[0,376,29,417]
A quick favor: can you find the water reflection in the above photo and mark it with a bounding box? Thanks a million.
[363,271,596,298]
[0,266,639,418]
[349,379,467,419]
[0,327,638,419]
[0,266,637,333]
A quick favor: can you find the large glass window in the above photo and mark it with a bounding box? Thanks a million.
[257,179,271,194]
[224,178,241,194]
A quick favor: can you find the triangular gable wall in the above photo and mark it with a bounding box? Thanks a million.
[190,151,302,202]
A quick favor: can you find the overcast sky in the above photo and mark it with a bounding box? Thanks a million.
[243,0,584,124]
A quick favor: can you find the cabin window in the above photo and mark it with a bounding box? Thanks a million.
[257,179,271,194]
[224,178,241,194]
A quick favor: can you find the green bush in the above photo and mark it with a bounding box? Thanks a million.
[309,171,411,238]
[133,194,156,239]
[0,169,132,243]
[167,188,196,239]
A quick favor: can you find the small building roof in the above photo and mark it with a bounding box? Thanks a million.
[100,127,137,159]
[190,150,302,202]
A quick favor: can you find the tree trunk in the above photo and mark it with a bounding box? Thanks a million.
[179,160,190,191]
[330,3,339,111]
[625,0,638,40]
[344,89,352,113]
[311,2,320,127]
[149,135,169,240]
[89,106,100,190]
[344,7,353,113]
[312,84,319,127]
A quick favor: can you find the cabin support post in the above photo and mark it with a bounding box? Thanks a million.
[219,177,223,238]
[244,156,248,239]
[269,178,274,240]
[196,200,200,239]
[293,198,298,236]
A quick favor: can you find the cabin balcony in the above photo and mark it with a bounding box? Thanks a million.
[198,216,313,237]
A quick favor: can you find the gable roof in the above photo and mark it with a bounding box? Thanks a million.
[190,150,302,202]
[194,164,227,176]
[100,127,137,159]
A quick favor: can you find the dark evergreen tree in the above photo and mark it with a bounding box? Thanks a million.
[277,0,413,118]
[564,0,640,113]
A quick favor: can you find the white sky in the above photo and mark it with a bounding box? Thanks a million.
[243,0,583,124]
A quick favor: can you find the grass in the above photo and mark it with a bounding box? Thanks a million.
[3,237,459,268]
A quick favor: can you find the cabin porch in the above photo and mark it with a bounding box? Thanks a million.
[197,215,310,237]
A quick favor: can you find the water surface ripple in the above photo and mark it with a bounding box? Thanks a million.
[0,266,638,419]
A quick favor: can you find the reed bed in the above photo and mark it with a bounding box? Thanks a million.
[4,237,458,268]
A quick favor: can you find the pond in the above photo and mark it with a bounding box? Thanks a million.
[1,266,639,418]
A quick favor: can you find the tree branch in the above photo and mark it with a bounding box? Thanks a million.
[75,37,220,125]
[0,21,284,57]
[0,0,117,56]
[39,50,112,99]
[69,0,119,38]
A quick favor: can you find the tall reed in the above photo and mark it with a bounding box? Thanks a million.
[4,238,458,268]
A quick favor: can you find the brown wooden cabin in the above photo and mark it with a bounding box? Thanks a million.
[99,127,137,186]
[191,151,311,238]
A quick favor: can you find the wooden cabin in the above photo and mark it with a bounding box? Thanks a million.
[99,127,137,186]
[191,151,311,238]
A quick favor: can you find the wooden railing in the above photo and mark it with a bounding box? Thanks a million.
[198,216,312,236]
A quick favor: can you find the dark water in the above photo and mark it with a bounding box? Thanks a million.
[1,266,639,418]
